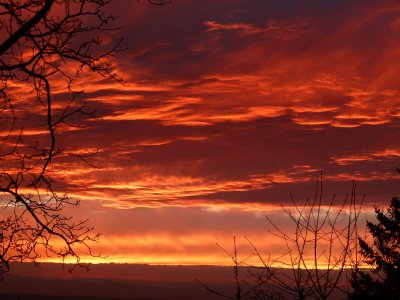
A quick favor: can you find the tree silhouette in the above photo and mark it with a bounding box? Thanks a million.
[0,0,168,276]
[253,177,362,300]
[351,197,400,299]
[199,176,363,300]
[196,237,278,300]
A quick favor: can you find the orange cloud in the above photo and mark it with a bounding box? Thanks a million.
[3,0,400,266]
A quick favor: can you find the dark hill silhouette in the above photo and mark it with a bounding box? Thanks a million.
[0,263,238,300]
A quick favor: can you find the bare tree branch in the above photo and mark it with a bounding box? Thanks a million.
[0,0,170,276]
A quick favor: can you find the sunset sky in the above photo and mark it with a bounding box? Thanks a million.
[8,0,400,266]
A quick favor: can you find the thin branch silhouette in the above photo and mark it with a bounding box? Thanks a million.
[0,0,169,276]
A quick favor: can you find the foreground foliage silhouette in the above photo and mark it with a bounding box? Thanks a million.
[199,177,363,300]
[351,196,400,299]
[199,187,400,299]
[0,0,168,276]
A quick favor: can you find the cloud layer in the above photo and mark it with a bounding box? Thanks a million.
[3,0,400,264]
